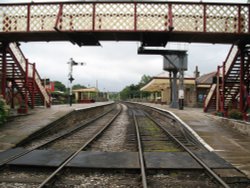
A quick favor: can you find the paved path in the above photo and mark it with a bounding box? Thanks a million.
[0,102,112,151]
[141,103,250,178]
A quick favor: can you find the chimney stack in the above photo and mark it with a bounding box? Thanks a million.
[194,66,200,78]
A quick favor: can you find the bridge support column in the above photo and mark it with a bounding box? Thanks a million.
[221,62,226,114]
[1,43,7,99]
[170,70,179,108]
[18,58,29,113]
[11,63,15,109]
[239,45,245,113]
[31,63,35,109]
[216,65,222,112]
[178,66,184,110]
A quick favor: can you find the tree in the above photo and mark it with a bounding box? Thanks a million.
[119,75,152,100]
[139,75,152,87]
[54,81,66,92]
[72,84,86,90]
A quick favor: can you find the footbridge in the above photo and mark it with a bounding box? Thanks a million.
[0,1,249,46]
[0,1,250,116]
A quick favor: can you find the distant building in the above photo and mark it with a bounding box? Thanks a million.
[196,71,216,107]
[140,69,216,107]
[73,87,99,103]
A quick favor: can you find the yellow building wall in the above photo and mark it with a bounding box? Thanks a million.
[160,85,197,107]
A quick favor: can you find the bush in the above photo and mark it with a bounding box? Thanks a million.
[0,95,9,125]
[228,109,243,120]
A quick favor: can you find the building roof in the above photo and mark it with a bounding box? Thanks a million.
[141,71,216,92]
[153,71,194,79]
[73,87,99,93]
[141,79,170,92]
[196,71,216,85]
[141,72,195,92]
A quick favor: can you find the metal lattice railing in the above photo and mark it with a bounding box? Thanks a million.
[0,2,249,33]
[172,4,204,32]
[137,3,169,31]
[206,5,238,33]
[30,4,59,31]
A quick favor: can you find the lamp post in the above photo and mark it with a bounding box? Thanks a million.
[68,58,86,106]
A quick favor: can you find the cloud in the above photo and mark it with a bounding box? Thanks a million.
[20,42,163,91]
[20,41,231,92]
[187,43,231,76]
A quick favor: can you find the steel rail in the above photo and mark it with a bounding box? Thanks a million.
[145,112,230,188]
[0,107,114,166]
[132,111,148,188]
[139,106,206,149]
[38,104,122,188]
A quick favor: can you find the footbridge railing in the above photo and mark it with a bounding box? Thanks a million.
[0,2,249,34]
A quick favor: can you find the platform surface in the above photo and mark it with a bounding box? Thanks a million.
[0,102,113,151]
[140,103,250,178]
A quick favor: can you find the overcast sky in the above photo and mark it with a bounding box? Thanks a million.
[19,42,231,92]
[4,0,248,92]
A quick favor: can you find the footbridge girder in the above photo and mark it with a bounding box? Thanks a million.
[0,1,249,45]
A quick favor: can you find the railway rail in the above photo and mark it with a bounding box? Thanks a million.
[131,106,230,188]
[0,106,116,166]
[0,104,122,187]
[0,102,248,187]
[38,104,122,187]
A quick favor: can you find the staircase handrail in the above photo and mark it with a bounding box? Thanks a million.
[8,43,26,74]
[34,66,51,98]
[8,42,50,106]
[204,83,216,111]
[224,45,239,76]
[34,68,51,105]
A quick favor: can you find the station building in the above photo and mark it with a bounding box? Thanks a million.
[73,87,99,103]
[140,70,216,108]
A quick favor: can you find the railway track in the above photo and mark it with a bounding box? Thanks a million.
[131,106,230,188]
[0,106,116,166]
[38,104,122,187]
[0,104,122,187]
[0,103,248,187]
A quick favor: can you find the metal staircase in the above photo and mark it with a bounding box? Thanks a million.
[0,42,51,112]
[204,44,250,115]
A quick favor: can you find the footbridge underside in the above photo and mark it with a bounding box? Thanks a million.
[0,1,249,45]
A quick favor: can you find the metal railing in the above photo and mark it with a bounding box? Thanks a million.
[8,42,50,106]
[204,83,216,110]
[204,43,241,111]
[224,45,239,75]
[0,2,249,34]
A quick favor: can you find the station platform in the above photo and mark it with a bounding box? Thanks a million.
[0,102,112,152]
[139,103,250,179]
